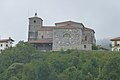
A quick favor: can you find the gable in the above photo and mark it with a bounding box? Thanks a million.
[55,21,84,28]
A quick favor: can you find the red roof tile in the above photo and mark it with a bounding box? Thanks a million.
[37,26,55,31]
[110,37,120,41]
[55,21,82,25]
[84,27,95,33]
[54,25,81,29]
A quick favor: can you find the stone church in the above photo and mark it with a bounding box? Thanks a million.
[28,13,96,51]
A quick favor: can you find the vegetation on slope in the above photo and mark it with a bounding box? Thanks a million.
[0,41,120,80]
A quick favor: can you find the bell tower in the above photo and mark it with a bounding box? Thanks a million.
[28,13,43,41]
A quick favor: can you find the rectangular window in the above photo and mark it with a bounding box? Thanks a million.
[1,44,2,47]
[84,45,86,48]
[6,44,8,47]
[42,35,44,38]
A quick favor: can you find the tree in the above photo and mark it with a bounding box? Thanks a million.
[0,41,36,79]
[3,63,24,80]
[92,44,99,50]
[22,60,51,80]
[99,56,120,80]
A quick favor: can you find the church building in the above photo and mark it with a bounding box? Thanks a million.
[28,13,96,51]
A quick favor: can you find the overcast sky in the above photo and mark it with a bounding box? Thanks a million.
[0,0,120,43]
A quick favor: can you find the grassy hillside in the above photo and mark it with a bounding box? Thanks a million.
[0,41,120,80]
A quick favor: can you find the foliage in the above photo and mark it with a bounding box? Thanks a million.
[92,44,99,50]
[0,41,120,80]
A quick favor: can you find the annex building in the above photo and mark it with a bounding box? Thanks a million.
[28,13,96,51]
[111,37,120,51]
[0,37,14,53]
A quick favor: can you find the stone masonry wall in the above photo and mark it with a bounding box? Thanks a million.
[37,31,52,39]
[53,28,82,51]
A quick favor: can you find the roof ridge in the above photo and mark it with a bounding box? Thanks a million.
[55,21,82,24]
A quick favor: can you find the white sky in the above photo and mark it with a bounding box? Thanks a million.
[0,0,120,43]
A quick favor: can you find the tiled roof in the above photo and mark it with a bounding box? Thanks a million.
[37,25,95,32]
[54,25,81,29]
[29,38,52,44]
[84,27,95,33]
[110,37,120,41]
[38,26,55,31]
[55,21,82,25]
[0,38,14,43]
[37,23,94,32]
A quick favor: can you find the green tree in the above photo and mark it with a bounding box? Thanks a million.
[99,56,120,80]
[3,63,24,80]
[22,60,51,80]
[92,44,99,50]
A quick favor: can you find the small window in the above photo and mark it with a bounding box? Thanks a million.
[118,44,120,46]
[1,44,2,47]
[84,45,86,48]
[34,20,36,23]
[42,35,44,38]
[6,44,8,47]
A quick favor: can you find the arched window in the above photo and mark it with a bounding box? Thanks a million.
[63,33,71,38]
[113,48,118,51]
